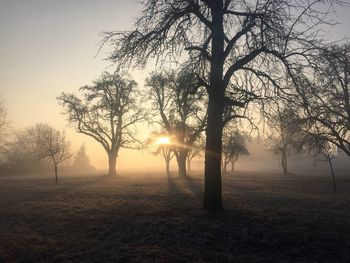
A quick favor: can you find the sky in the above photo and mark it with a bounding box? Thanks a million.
[0,0,157,171]
[0,0,349,171]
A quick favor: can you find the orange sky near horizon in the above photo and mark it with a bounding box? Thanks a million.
[0,0,349,171]
[0,0,161,171]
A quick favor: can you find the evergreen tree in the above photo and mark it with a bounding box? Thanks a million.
[73,144,94,171]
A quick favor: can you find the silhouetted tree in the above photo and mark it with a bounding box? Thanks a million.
[58,71,146,176]
[0,131,50,174]
[267,106,305,174]
[303,135,338,193]
[145,70,207,177]
[296,43,350,157]
[103,0,338,210]
[158,142,174,177]
[73,144,94,172]
[147,131,175,177]
[222,127,249,173]
[25,124,71,184]
[187,135,205,172]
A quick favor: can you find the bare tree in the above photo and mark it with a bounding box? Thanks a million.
[58,71,146,176]
[0,131,50,174]
[158,142,175,177]
[145,70,207,177]
[147,131,175,177]
[303,135,338,193]
[26,124,71,184]
[222,127,249,173]
[186,135,205,172]
[297,43,350,157]
[266,105,305,174]
[103,0,337,210]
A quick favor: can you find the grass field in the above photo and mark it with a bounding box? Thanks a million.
[0,171,349,262]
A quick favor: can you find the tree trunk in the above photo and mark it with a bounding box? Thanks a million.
[204,94,224,211]
[187,159,191,172]
[204,1,225,212]
[231,160,235,172]
[108,152,117,177]
[165,159,170,177]
[328,158,337,193]
[281,150,288,174]
[231,156,238,172]
[223,160,227,174]
[176,150,187,177]
[54,165,58,184]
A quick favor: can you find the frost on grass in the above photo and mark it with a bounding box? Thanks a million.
[0,172,350,262]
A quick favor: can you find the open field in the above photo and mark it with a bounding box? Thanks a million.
[1,171,350,262]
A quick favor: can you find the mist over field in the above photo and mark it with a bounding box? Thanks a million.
[1,0,350,262]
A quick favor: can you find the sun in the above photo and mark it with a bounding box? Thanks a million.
[156,136,170,145]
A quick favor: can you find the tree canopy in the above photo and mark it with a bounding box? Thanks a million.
[58,71,147,176]
[24,123,71,183]
[145,69,207,177]
[295,43,350,156]
[103,0,340,211]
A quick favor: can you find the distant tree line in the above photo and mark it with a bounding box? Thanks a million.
[0,123,94,182]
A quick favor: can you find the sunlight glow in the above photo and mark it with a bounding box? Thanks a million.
[156,137,170,145]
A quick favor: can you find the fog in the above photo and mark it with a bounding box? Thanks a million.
[1,1,350,262]
[237,139,350,176]
[2,136,348,179]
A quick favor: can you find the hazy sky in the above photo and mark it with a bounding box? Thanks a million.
[0,0,154,170]
[0,0,349,170]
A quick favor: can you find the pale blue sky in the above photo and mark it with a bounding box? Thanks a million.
[0,0,349,169]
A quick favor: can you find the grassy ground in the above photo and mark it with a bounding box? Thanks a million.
[0,171,349,262]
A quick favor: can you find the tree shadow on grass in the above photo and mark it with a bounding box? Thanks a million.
[167,175,203,202]
[183,175,203,199]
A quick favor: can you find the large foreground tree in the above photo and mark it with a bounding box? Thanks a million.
[58,71,146,176]
[103,0,337,211]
